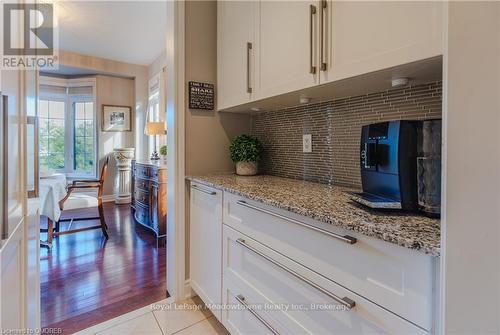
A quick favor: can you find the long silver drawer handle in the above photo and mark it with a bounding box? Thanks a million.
[236,238,356,309]
[235,294,280,335]
[236,200,357,244]
[191,184,216,196]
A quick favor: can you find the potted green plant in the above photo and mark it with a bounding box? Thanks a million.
[159,145,167,160]
[229,134,263,176]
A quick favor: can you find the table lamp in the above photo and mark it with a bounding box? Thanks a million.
[145,121,166,160]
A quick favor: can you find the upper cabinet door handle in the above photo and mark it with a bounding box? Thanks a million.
[320,0,327,71]
[236,200,357,244]
[309,4,317,74]
[247,42,253,93]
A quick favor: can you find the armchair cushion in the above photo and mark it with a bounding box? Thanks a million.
[62,193,99,211]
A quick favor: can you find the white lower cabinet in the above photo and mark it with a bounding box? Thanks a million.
[189,183,223,321]
[189,185,435,334]
[223,192,434,330]
[222,225,427,335]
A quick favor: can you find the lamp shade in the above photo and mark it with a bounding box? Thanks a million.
[144,122,166,135]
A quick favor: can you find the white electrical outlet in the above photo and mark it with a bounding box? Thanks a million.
[303,134,312,153]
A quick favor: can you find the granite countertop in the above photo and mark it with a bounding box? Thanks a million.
[188,174,441,256]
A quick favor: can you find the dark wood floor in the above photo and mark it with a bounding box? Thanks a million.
[40,203,167,334]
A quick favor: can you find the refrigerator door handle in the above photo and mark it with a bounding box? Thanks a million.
[1,95,8,240]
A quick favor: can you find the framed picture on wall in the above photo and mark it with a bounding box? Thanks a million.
[102,105,132,132]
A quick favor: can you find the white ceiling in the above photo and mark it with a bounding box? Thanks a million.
[56,1,167,65]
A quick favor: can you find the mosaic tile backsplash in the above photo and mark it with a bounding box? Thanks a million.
[251,81,442,188]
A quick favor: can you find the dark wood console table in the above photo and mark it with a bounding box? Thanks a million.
[131,160,167,242]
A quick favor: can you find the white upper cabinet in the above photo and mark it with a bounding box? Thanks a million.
[217,0,444,110]
[217,1,258,110]
[320,1,444,83]
[257,1,319,99]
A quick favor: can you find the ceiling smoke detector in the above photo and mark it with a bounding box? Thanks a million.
[391,78,410,88]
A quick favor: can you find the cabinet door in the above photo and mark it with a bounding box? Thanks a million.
[217,1,258,110]
[258,1,320,99]
[321,1,444,83]
[189,183,223,321]
[1,70,31,329]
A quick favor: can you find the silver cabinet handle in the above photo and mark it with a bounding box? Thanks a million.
[191,184,217,196]
[320,0,327,71]
[236,238,356,309]
[27,116,39,198]
[236,200,357,244]
[235,294,280,335]
[1,95,7,240]
[246,42,253,93]
[309,4,317,74]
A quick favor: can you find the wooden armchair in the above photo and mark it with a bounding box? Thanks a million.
[46,157,110,247]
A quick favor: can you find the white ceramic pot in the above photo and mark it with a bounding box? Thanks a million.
[235,161,258,176]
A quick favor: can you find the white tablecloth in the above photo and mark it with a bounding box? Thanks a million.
[39,174,67,222]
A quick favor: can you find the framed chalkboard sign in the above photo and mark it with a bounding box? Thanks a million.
[189,81,215,110]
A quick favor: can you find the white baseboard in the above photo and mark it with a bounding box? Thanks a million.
[101,195,116,203]
[185,279,195,299]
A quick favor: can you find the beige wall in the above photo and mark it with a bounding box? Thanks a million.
[58,51,149,161]
[185,1,251,176]
[443,2,500,333]
[95,75,135,196]
[184,0,252,278]
[58,51,149,198]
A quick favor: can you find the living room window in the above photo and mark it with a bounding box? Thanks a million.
[39,77,97,178]
[73,101,95,174]
[39,99,66,170]
[147,70,166,157]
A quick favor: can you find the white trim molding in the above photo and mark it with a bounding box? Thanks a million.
[101,195,116,203]
[166,0,186,302]
[184,279,195,300]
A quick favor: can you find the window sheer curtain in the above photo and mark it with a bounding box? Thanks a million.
[38,78,97,177]
[147,68,167,158]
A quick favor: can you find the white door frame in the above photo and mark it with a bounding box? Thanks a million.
[166,0,187,302]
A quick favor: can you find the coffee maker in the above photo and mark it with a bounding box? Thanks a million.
[351,120,441,216]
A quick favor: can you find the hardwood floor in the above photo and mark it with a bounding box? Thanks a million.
[40,202,167,334]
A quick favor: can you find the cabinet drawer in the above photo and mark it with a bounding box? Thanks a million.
[134,203,149,227]
[223,281,287,335]
[223,192,434,330]
[135,164,152,179]
[223,225,427,335]
[134,188,149,206]
[135,178,149,191]
[152,167,166,181]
